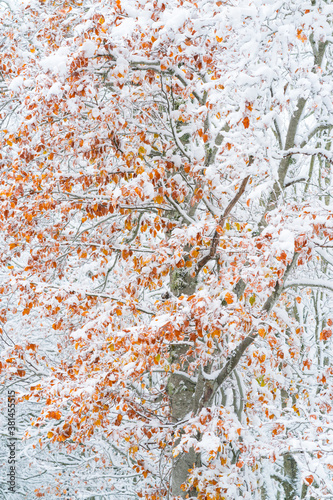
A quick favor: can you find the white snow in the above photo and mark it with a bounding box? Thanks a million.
[81,40,97,58]
[41,47,69,77]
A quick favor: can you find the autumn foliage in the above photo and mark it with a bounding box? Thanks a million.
[0,0,333,498]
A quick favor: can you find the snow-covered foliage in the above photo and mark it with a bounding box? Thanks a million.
[0,0,332,498]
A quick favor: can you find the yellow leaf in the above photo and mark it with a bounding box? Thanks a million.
[155,194,164,204]
[154,354,161,363]
[256,375,265,387]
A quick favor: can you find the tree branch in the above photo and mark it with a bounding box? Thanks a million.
[284,278,333,293]
[300,124,333,148]
[211,252,299,393]
[196,173,251,273]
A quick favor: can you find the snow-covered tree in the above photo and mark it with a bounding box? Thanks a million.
[0,0,333,498]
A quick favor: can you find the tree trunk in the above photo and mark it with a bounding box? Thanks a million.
[168,268,201,497]
[282,453,299,500]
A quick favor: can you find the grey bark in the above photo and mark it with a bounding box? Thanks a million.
[282,454,299,500]
[168,272,201,497]
[259,39,327,232]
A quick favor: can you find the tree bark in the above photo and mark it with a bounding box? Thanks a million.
[282,454,299,500]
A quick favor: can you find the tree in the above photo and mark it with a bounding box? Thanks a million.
[0,0,333,498]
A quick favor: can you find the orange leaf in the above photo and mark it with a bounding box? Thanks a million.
[258,354,266,363]
[320,328,332,341]
[305,475,314,485]
[297,29,307,42]
[224,292,233,304]
[115,414,122,426]
[26,343,37,351]
[258,328,266,338]
[242,117,250,129]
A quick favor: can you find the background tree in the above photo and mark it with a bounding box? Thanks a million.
[0,0,333,498]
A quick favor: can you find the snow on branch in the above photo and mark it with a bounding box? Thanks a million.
[284,279,333,293]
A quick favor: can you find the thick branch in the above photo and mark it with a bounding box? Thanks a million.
[284,278,333,293]
[164,194,196,225]
[213,252,299,391]
[259,41,327,232]
[300,124,333,148]
[282,148,333,165]
[196,173,251,273]
[214,331,257,389]
[258,97,307,231]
